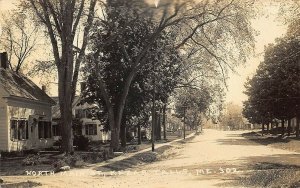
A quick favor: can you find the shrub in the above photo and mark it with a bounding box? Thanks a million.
[1,151,22,158]
[66,154,85,167]
[22,154,41,166]
[126,131,134,142]
[52,154,85,172]
[102,148,114,161]
[53,159,68,172]
[73,135,90,151]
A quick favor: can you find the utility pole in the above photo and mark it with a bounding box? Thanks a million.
[152,81,156,151]
[163,104,166,140]
[151,59,156,152]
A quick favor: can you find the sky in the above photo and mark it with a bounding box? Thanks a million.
[0,0,288,106]
[224,3,287,106]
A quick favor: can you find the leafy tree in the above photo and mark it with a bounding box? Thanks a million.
[221,102,245,130]
[83,3,183,148]
[243,62,274,133]
[21,0,97,153]
[84,0,255,150]
[243,36,300,136]
[174,84,213,130]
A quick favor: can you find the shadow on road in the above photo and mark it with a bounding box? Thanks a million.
[215,131,300,149]
[93,134,197,172]
[93,145,172,172]
[214,153,300,188]
[215,138,260,146]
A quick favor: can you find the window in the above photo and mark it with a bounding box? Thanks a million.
[75,109,87,119]
[38,121,52,139]
[75,109,80,119]
[52,123,61,136]
[10,119,28,141]
[86,108,98,119]
[10,120,18,140]
[18,120,29,140]
[85,124,97,135]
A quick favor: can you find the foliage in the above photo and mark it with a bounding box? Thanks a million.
[1,149,38,158]
[22,154,41,166]
[174,85,213,129]
[73,135,90,151]
[243,35,300,124]
[83,0,183,137]
[52,154,86,171]
[220,102,245,130]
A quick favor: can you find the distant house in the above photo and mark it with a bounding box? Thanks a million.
[51,93,111,142]
[0,52,56,152]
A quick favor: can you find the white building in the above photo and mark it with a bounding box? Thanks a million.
[0,52,56,152]
[51,95,111,142]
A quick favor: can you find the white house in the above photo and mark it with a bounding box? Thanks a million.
[52,94,111,142]
[0,52,56,152]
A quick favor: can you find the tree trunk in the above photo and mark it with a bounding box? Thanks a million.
[120,123,126,148]
[281,119,285,136]
[27,0,96,154]
[58,57,74,154]
[287,119,291,136]
[151,104,156,151]
[296,116,300,138]
[110,124,120,151]
[109,69,137,151]
[137,125,141,145]
[261,123,264,136]
[156,110,161,140]
[266,123,270,134]
[200,124,203,132]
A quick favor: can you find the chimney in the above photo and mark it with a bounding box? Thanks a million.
[42,85,46,93]
[0,52,8,69]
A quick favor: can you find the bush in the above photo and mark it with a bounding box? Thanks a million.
[87,152,103,163]
[102,148,114,161]
[73,135,90,151]
[53,159,68,170]
[66,154,85,167]
[52,154,85,172]
[1,151,22,158]
[126,132,134,142]
[22,154,41,166]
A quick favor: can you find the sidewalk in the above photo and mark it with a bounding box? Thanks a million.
[85,132,196,169]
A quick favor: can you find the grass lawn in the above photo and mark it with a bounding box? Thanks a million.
[242,131,300,153]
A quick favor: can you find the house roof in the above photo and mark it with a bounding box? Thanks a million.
[52,95,101,119]
[0,68,56,105]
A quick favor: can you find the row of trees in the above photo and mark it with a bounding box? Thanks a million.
[243,19,300,137]
[220,102,245,130]
[1,0,256,153]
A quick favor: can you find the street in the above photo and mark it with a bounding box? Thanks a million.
[2,129,300,188]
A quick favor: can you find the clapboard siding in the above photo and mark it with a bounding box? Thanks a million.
[7,98,54,151]
[0,96,8,151]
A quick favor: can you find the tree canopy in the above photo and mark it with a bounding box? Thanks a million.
[243,29,300,136]
[81,0,256,150]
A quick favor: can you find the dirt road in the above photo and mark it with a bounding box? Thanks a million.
[2,129,300,188]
